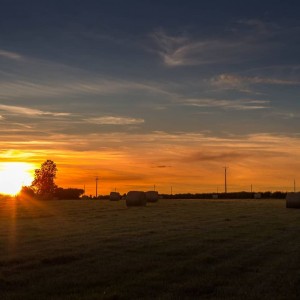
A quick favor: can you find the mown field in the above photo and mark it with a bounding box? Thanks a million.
[1,198,300,300]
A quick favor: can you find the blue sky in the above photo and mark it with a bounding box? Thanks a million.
[0,0,300,193]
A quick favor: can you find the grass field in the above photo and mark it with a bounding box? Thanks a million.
[1,198,300,299]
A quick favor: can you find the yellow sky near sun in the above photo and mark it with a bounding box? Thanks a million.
[0,162,35,195]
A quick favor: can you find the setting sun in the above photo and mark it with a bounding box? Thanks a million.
[0,162,34,195]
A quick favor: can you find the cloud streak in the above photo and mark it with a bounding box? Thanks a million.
[0,104,70,117]
[183,98,270,110]
[183,151,248,162]
[212,73,300,89]
[0,49,23,60]
[0,78,173,100]
[86,116,145,125]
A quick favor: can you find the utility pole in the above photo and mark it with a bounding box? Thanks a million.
[95,177,99,198]
[224,166,228,193]
[294,179,296,192]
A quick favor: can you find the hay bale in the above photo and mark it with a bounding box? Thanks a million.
[126,191,147,207]
[286,192,300,208]
[109,192,121,201]
[146,191,159,203]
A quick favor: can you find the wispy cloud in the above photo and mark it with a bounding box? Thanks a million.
[0,49,23,60]
[155,165,172,168]
[238,19,268,29]
[0,104,70,117]
[265,111,300,120]
[235,19,278,36]
[212,73,300,89]
[151,30,265,67]
[183,98,270,110]
[86,116,145,125]
[0,78,173,100]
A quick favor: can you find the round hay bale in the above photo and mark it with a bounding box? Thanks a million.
[286,192,300,208]
[109,192,121,201]
[126,191,147,207]
[145,191,159,203]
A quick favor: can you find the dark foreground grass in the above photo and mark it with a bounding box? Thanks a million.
[1,198,300,299]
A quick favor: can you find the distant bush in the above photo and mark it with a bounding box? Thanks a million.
[109,192,121,201]
[54,188,84,200]
[18,186,35,200]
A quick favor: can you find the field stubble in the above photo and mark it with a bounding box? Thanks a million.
[1,198,300,299]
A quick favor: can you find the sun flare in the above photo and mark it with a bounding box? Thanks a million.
[0,162,35,195]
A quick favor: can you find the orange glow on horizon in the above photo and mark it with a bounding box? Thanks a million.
[1,133,299,196]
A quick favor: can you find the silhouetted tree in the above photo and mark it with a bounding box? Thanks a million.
[31,160,57,199]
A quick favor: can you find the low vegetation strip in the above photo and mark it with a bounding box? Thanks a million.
[1,199,300,299]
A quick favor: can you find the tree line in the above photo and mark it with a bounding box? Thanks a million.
[161,191,286,199]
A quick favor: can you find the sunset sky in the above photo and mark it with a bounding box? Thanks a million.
[1,0,300,195]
